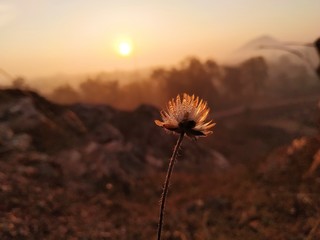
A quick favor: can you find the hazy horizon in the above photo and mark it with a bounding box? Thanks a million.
[0,0,319,79]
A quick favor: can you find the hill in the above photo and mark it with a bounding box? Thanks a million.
[0,88,320,239]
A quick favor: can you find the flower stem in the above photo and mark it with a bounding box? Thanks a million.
[157,132,185,240]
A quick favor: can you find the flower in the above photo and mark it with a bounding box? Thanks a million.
[155,93,215,138]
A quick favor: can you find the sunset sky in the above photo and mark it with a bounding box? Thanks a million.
[0,0,319,78]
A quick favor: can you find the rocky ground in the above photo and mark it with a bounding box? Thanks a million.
[0,88,320,239]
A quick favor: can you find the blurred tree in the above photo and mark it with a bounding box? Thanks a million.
[50,84,80,104]
[222,66,242,99]
[151,57,220,106]
[314,38,320,77]
[79,78,119,104]
[220,57,268,104]
[239,56,268,99]
[120,80,159,109]
[12,77,28,89]
[205,59,222,88]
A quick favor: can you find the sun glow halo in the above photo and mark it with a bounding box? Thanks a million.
[118,41,132,56]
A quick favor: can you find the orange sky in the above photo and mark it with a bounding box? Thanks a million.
[0,0,319,79]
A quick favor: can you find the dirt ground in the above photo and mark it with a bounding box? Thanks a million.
[1,89,320,240]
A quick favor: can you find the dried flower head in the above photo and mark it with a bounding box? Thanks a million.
[155,93,215,138]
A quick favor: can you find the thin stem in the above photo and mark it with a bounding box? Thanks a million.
[157,132,185,240]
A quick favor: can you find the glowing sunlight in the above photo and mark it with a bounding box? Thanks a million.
[118,41,132,56]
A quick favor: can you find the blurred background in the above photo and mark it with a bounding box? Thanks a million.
[1,1,320,239]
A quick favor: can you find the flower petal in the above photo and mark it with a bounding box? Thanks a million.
[155,93,215,138]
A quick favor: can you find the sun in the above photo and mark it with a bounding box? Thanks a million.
[118,41,132,56]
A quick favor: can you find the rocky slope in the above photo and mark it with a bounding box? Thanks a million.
[0,88,228,177]
[1,88,320,239]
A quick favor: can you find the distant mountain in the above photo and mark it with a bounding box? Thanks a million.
[229,35,319,69]
[225,35,320,84]
[239,35,281,51]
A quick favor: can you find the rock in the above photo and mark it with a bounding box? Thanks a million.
[6,97,45,131]
[0,89,87,152]
[10,134,32,151]
[84,141,100,154]
[54,149,85,178]
[0,124,32,152]
[145,152,163,168]
[0,124,14,141]
[210,149,230,169]
[92,123,123,143]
